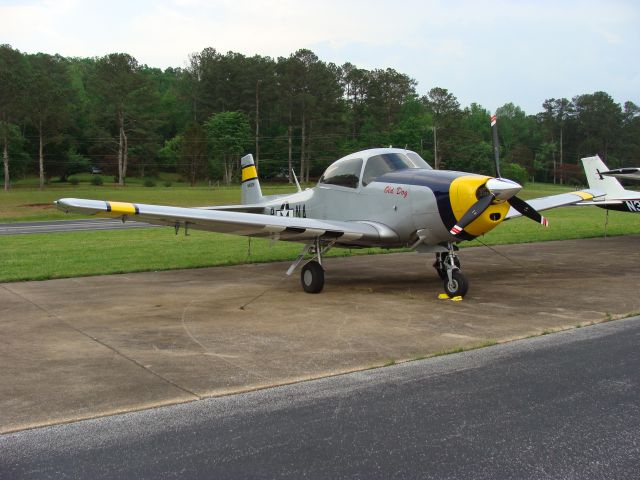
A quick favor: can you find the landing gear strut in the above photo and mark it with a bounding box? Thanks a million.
[287,238,334,294]
[434,244,468,298]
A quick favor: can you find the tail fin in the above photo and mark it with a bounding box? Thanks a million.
[240,154,264,205]
[581,155,626,196]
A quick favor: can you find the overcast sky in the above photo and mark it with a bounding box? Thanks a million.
[2,0,638,114]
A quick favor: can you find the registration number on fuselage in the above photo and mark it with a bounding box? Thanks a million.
[625,200,640,212]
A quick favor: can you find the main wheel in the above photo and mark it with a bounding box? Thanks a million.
[443,270,468,298]
[301,260,324,293]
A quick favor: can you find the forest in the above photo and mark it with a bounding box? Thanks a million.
[1,43,639,191]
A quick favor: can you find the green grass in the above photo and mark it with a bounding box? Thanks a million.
[1,181,639,282]
[0,229,385,282]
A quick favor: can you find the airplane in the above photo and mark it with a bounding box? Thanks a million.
[580,155,640,213]
[55,117,599,298]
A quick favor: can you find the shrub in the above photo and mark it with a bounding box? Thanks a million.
[90,175,104,186]
[144,178,156,187]
[163,181,172,187]
[501,163,528,185]
[68,176,79,185]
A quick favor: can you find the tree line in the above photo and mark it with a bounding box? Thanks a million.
[1,43,639,191]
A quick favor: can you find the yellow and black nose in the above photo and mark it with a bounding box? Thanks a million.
[448,176,514,238]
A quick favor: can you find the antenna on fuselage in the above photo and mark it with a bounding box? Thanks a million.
[291,169,302,193]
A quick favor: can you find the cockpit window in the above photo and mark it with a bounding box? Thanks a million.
[362,152,431,186]
[405,152,431,169]
[318,158,363,189]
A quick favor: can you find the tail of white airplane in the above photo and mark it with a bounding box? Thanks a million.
[581,155,626,196]
[240,154,264,205]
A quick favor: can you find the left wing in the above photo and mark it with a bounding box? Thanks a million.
[505,189,601,220]
[55,198,399,246]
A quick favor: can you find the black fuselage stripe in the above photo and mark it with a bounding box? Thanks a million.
[375,170,461,234]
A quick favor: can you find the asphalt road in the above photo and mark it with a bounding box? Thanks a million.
[1,317,638,479]
[0,219,155,235]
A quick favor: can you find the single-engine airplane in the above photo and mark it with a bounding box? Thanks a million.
[56,117,598,297]
[580,155,640,213]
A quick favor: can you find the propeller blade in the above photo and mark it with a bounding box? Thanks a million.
[508,195,549,226]
[491,114,501,179]
[449,194,495,235]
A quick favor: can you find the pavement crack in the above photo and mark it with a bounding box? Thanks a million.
[181,300,268,381]
[0,284,202,400]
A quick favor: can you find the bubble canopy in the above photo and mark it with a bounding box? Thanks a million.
[318,148,431,189]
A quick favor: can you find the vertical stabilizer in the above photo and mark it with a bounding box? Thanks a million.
[581,155,626,197]
[241,154,264,205]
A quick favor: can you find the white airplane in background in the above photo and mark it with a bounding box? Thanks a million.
[581,156,640,213]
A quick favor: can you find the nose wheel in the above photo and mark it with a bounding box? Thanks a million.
[434,246,468,298]
[443,270,468,297]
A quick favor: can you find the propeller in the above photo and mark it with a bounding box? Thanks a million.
[450,114,548,236]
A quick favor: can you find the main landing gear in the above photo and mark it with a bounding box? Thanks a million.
[433,243,468,298]
[301,260,324,293]
[287,238,334,294]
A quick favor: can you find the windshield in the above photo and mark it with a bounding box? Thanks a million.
[318,157,363,189]
[362,152,431,186]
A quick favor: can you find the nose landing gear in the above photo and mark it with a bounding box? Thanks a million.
[434,244,468,298]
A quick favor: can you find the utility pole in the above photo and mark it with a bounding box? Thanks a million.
[255,79,261,167]
[432,126,439,169]
[559,125,563,185]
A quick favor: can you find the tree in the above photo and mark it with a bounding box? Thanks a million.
[367,68,417,132]
[25,53,73,188]
[340,62,370,142]
[539,98,573,183]
[619,101,640,163]
[572,91,623,164]
[180,123,206,186]
[0,45,27,190]
[422,87,461,169]
[89,53,159,185]
[205,111,252,185]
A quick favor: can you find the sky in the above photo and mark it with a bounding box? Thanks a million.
[1,0,639,114]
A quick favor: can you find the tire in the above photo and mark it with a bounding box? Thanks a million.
[443,270,468,298]
[301,260,324,293]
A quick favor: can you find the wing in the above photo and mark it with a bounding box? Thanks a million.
[55,198,399,246]
[601,168,640,181]
[505,189,602,220]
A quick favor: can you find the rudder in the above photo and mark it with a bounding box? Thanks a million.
[241,154,264,205]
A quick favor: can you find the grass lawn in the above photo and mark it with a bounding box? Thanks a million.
[1,181,639,282]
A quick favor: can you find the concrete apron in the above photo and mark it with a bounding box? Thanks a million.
[1,235,639,433]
